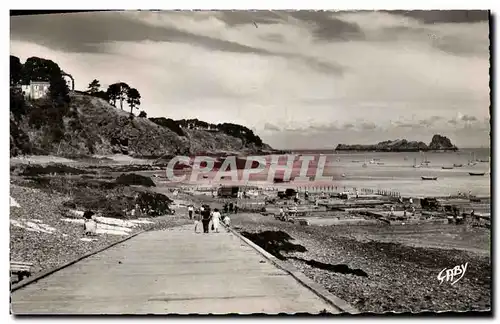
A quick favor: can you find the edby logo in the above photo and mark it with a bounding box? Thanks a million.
[164,155,336,184]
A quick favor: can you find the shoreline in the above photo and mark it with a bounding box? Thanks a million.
[230,213,490,313]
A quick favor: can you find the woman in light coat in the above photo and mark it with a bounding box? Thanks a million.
[211,208,221,233]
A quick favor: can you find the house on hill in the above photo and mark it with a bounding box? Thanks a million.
[21,81,50,100]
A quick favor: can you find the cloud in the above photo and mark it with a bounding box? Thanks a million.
[387,10,489,24]
[264,122,281,131]
[461,114,478,122]
[359,122,377,130]
[342,123,355,130]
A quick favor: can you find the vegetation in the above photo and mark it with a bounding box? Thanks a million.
[115,173,156,187]
[126,88,141,114]
[218,123,263,146]
[10,55,22,86]
[138,110,147,118]
[86,79,101,95]
[149,117,185,136]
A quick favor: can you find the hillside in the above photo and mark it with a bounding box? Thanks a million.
[335,135,458,152]
[10,91,273,158]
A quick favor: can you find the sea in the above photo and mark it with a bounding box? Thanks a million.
[170,148,491,198]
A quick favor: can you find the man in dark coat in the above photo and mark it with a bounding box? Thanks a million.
[201,205,211,233]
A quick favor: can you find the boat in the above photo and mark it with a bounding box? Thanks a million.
[453,163,463,167]
[442,166,454,170]
[377,162,385,165]
[362,157,368,168]
[412,157,421,168]
[421,176,438,180]
[469,172,485,176]
[468,152,477,166]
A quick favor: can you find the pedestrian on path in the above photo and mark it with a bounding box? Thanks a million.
[212,208,221,233]
[223,214,231,227]
[194,208,202,233]
[188,205,194,220]
[201,205,211,234]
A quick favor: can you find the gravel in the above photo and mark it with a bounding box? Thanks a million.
[231,213,491,314]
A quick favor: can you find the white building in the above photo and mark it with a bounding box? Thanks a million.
[21,81,50,100]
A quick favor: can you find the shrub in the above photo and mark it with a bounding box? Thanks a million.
[115,173,156,187]
[149,117,185,136]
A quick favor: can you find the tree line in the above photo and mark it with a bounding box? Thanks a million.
[86,79,144,116]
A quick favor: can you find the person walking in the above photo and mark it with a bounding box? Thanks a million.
[212,208,221,233]
[188,205,194,220]
[194,207,202,233]
[201,205,211,234]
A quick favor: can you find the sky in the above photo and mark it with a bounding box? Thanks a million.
[10,10,491,149]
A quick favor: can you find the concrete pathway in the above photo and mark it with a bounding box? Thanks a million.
[11,225,340,314]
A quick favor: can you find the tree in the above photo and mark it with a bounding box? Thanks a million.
[138,110,147,118]
[126,88,141,114]
[21,56,62,84]
[106,83,120,107]
[93,90,109,101]
[10,55,22,86]
[49,72,70,105]
[118,82,130,110]
[87,79,101,94]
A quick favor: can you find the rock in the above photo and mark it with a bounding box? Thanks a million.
[335,135,458,152]
[428,134,458,151]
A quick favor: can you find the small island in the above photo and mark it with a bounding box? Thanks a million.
[335,134,458,152]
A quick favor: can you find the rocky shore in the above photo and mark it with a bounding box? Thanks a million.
[230,213,490,313]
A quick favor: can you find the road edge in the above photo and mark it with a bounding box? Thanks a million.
[226,225,359,315]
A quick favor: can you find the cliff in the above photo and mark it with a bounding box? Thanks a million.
[10,91,273,158]
[335,135,457,152]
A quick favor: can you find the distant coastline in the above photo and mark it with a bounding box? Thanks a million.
[335,134,458,153]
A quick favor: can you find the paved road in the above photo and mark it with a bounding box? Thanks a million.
[11,225,340,314]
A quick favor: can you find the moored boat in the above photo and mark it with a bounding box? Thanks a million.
[453,163,463,167]
[421,176,438,180]
[469,172,485,176]
[442,166,454,170]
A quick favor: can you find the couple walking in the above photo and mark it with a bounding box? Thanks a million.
[194,205,223,234]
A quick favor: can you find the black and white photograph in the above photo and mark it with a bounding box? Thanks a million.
[9,8,491,315]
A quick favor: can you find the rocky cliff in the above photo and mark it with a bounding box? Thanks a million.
[10,92,273,158]
[335,135,457,152]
